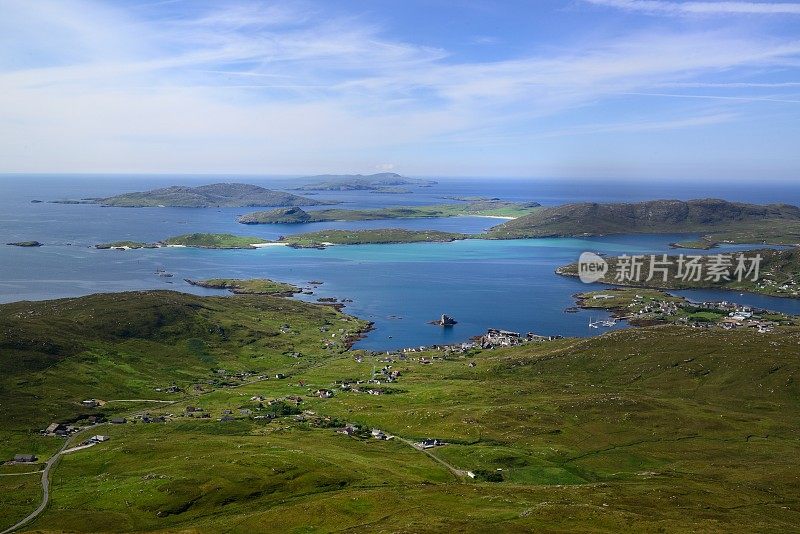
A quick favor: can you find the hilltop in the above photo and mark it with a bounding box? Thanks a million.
[488,198,800,243]
[55,183,331,208]
[293,173,437,191]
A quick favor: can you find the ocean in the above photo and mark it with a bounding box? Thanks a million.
[2,174,799,350]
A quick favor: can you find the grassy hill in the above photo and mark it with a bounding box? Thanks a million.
[65,183,332,208]
[488,199,800,243]
[2,290,800,531]
[238,201,540,224]
[160,233,271,249]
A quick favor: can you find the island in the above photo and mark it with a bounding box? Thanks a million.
[184,278,300,296]
[557,248,800,298]
[53,183,331,208]
[487,198,800,245]
[278,229,469,248]
[95,241,159,250]
[6,241,42,247]
[161,233,273,249]
[292,173,437,191]
[97,233,275,250]
[238,201,540,224]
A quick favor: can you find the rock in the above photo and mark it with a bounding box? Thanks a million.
[431,314,457,326]
[7,241,43,247]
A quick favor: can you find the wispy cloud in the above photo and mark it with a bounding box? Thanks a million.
[622,91,800,103]
[1,0,800,175]
[583,0,800,15]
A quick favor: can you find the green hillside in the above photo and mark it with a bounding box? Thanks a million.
[1,290,799,532]
[489,198,800,244]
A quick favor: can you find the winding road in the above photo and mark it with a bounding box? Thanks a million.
[0,434,77,534]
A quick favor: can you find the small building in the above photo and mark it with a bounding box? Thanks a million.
[419,438,444,449]
[91,435,109,442]
[110,417,127,425]
[338,424,358,436]
[81,399,99,408]
[371,428,389,440]
[316,389,334,399]
[14,454,37,463]
[275,373,286,380]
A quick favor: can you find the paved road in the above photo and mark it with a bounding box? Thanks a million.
[0,434,76,534]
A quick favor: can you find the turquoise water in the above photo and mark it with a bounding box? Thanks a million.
[2,175,799,350]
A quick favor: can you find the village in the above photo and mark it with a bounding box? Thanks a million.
[579,289,798,333]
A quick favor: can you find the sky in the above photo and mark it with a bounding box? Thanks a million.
[0,0,799,179]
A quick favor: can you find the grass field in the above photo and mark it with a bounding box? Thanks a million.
[2,290,799,532]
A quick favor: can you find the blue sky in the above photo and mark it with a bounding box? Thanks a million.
[1,0,799,179]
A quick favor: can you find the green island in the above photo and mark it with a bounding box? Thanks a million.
[185,278,300,296]
[97,231,470,250]
[558,248,800,298]
[97,234,273,250]
[97,200,800,253]
[488,198,800,245]
[53,183,331,208]
[238,201,540,224]
[1,288,799,531]
[279,229,469,247]
[6,241,43,247]
[292,173,437,191]
[574,287,798,329]
[161,233,271,249]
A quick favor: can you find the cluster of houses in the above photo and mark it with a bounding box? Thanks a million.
[78,435,110,447]
[43,422,82,437]
[753,276,798,296]
[476,329,561,348]
[626,296,784,333]
[417,438,445,449]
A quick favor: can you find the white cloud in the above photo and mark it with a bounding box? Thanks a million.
[583,0,800,15]
[1,0,800,175]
